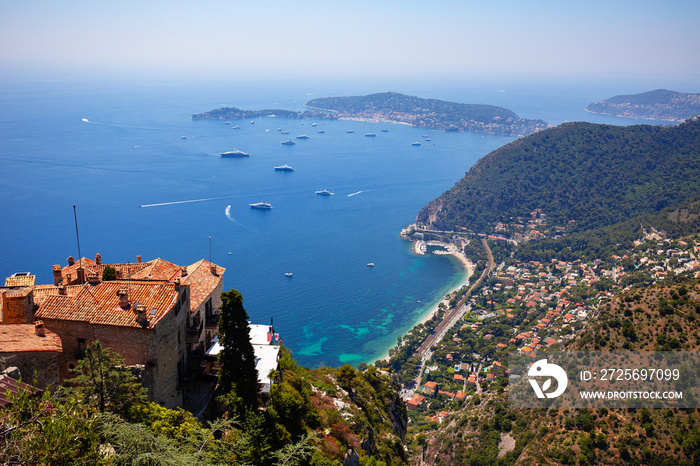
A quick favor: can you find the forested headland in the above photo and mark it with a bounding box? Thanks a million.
[586,89,700,122]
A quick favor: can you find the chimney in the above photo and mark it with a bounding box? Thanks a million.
[210,264,218,276]
[95,253,102,265]
[117,289,130,310]
[34,321,45,337]
[67,256,75,266]
[181,266,188,277]
[52,265,62,285]
[173,278,180,291]
[76,267,86,285]
[87,272,100,285]
[136,255,142,264]
[135,304,148,327]
[58,285,66,295]
[66,273,72,284]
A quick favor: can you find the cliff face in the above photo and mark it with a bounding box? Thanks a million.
[272,353,409,464]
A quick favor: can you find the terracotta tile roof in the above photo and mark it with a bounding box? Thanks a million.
[59,257,159,284]
[60,257,97,282]
[0,324,62,353]
[130,258,182,281]
[32,284,81,306]
[4,274,36,287]
[36,280,178,329]
[180,259,225,312]
[0,375,42,407]
[0,287,32,299]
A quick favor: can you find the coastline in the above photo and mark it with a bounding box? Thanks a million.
[374,243,474,363]
[417,246,474,326]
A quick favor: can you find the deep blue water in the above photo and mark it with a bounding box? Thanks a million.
[1,76,696,367]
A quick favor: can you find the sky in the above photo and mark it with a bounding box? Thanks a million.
[1,0,699,84]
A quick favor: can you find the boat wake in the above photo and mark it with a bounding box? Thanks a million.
[139,197,224,208]
[225,205,254,230]
[347,190,373,197]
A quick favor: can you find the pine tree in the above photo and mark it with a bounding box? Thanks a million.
[102,265,117,281]
[70,340,147,417]
[217,289,259,413]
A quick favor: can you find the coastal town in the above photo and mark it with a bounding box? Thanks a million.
[391,213,700,431]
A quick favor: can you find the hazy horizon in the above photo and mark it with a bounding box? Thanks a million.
[2,1,699,87]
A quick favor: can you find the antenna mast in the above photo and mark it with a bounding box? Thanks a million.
[209,236,212,263]
[73,205,82,261]
[73,205,84,282]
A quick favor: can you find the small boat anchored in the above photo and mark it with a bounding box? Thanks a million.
[221,149,250,157]
[285,272,293,277]
[249,201,272,209]
[274,165,294,172]
[367,263,375,267]
[281,140,296,145]
[315,189,334,196]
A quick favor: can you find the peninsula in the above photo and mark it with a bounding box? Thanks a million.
[191,107,335,121]
[585,89,700,122]
[307,92,548,136]
[192,92,550,137]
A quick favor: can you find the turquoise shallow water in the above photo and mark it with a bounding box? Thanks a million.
[1,77,692,367]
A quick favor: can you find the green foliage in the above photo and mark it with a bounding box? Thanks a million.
[217,289,259,414]
[102,265,117,281]
[336,364,357,391]
[129,402,202,442]
[418,118,700,237]
[70,340,147,416]
[0,386,102,465]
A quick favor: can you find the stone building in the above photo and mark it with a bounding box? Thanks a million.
[0,322,62,389]
[3,254,225,410]
[36,280,189,408]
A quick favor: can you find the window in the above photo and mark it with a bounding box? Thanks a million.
[77,338,87,359]
[205,298,213,320]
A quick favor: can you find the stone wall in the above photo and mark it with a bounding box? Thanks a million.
[0,288,34,324]
[0,350,60,390]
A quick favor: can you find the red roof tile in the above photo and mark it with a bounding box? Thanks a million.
[130,258,182,281]
[4,274,36,287]
[36,280,178,329]
[0,325,62,353]
[32,284,81,306]
[180,259,225,312]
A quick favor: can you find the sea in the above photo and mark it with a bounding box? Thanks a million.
[1,74,697,368]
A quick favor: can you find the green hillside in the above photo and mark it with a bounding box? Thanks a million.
[416,118,700,235]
